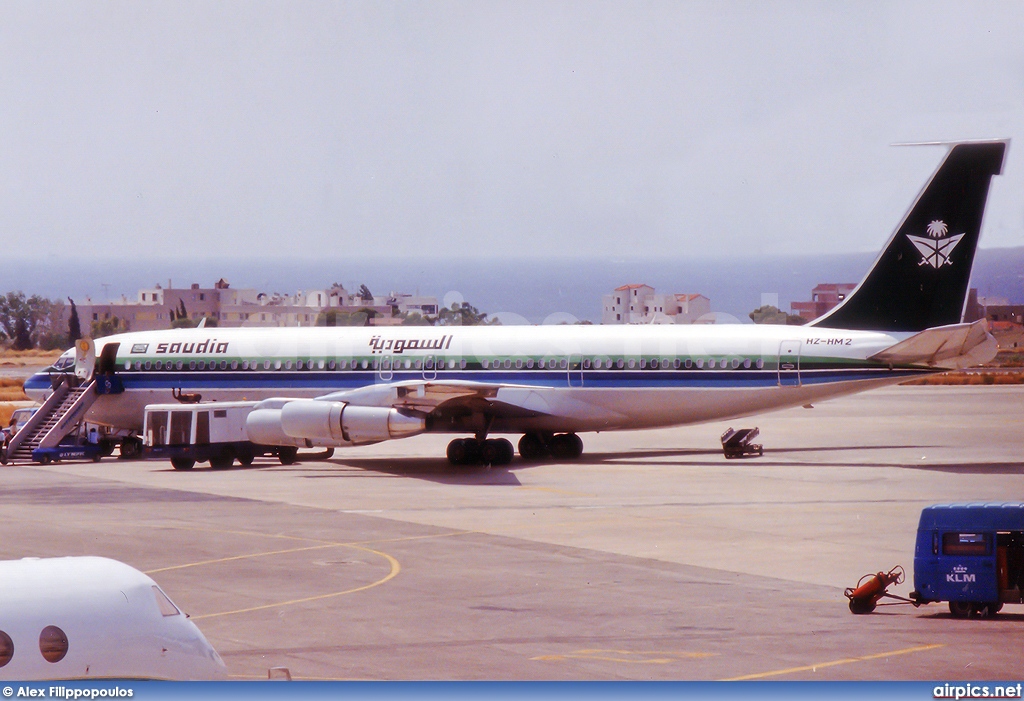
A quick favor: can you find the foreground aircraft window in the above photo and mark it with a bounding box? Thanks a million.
[617,359,624,369]
[318,361,325,370]
[328,360,336,370]
[152,586,181,616]
[124,362,131,370]
[296,361,304,370]
[197,361,205,370]
[732,359,740,369]
[39,625,68,663]
[285,361,293,370]
[708,359,716,369]
[144,361,152,370]
[361,360,368,369]
[274,361,282,370]
[755,359,764,369]
[649,359,657,369]
[673,359,681,369]
[231,361,238,370]
[627,359,636,369]
[504,359,512,369]
[743,359,752,369]
[581,359,589,369]
[449,360,457,369]
[0,629,12,667]
[264,361,271,370]
[696,359,705,369]
[189,361,196,370]
[593,359,601,369]
[176,361,183,370]
[559,359,567,369]
[685,359,692,369]
[221,361,229,370]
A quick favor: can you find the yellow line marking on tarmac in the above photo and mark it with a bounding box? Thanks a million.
[532,649,717,664]
[720,643,945,681]
[190,544,400,620]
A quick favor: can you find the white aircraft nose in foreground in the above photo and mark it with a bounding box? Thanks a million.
[0,556,226,681]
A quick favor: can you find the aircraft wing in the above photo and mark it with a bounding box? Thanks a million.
[317,379,626,424]
[869,319,997,369]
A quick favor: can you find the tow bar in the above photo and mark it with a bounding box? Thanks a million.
[844,565,920,614]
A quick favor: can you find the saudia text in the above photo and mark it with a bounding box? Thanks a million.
[369,335,454,355]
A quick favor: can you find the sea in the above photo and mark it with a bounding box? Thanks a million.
[7,247,1024,325]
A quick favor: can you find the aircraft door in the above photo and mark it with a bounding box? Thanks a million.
[567,354,584,387]
[74,338,96,382]
[97,342,120,375]
[777,340,802,387]
[423,355,437,381]
[377,356,394,382]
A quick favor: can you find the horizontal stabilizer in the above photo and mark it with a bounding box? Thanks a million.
[868,319,997,369]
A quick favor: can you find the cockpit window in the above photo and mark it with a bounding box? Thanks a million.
[52,352,75,372]
[153,586,181,617]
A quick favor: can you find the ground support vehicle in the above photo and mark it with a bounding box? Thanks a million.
[143,401,300,470]
[911,503,1024,618]
[720,427,763,459]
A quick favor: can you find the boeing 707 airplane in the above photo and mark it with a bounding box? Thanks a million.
[21,140,1008,466]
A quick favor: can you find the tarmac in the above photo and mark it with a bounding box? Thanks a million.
[1,385,1022,681]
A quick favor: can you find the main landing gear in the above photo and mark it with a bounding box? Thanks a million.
[445,432,584,466]
[447,437,515,466]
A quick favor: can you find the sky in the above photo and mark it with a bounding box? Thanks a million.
[1,1,1022,267]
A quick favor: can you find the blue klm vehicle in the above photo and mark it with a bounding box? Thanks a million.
[911,503,1024,618]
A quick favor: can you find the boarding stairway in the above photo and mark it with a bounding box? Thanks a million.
[3,376,98,464]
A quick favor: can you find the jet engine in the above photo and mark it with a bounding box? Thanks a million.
[246,399,425,447]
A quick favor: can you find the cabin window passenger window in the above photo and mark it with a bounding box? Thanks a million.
[460,360,467,369]
[732,359,740,369]
[755,359,764,369]
[697,359,704,369]
[685,359,692,369]
[0,630,12,667]
[527,359,535,369]
[504,359,512,369]
[744,359,752,369]
[231,361,238,370]
[559,359,567,369]
[627,359,636,369]
[39,625,68,663]
[176,361,183,371]
[197,361,205,370]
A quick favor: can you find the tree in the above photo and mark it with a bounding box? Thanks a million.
[400,312,433,326]
[0,292,58,350]
[438,301,498,326]
[749,305,806,325]
[91,315,129,338]
[67,298,82,345]
[315,309,373,327]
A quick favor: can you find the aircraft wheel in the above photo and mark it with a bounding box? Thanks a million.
[518,433,548,461]
[278,447,299,465]
[236,446,255,466]
[550,433,583,460]
[482,438,514,465]
[949,601,972,618]
[447,438,481,465]
[171,457,195,471]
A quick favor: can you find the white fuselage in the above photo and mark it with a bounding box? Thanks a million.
[27,324,922,435]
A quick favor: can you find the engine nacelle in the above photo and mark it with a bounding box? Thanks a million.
[245,400,425,447]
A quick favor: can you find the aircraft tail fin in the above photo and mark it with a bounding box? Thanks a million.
[811,141,1007,332]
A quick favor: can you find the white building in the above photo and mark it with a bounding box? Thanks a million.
[602,284,710,324]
